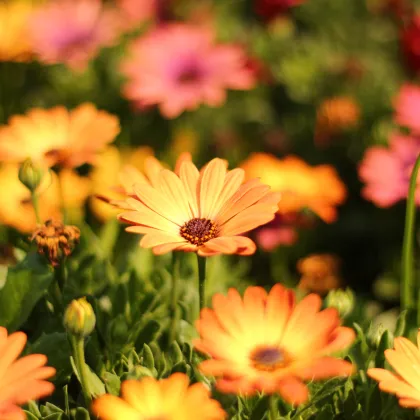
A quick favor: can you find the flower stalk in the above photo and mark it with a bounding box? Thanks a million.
[197,255,207,314]
[269,394,278,420]
[401,153,420,311]
[168,252,181,346]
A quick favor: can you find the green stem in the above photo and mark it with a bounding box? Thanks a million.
[168,252,180,346]
[197,255,207,314]
[55,260,67,292]
[401,153,420,311]
[269,394,278,420]
[31,191,41,224]
[70,335,91,407]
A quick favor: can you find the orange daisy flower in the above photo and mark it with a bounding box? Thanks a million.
[92,373,226,420]
[0,327,56,419]
[0,104,120,168]
[368,331,420,408]
[194,284,355,405]
[117,157,280,256]
[240,153,347,223]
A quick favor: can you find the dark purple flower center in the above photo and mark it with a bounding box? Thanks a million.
[250,346,289,371]
[180,218,217,246]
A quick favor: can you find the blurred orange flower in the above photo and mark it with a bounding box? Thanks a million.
[0,164,90,232]
[117,157,280,256]
[240,153,346,223]
[194,284,355,404]
[0,104,120,168]
[92,373,226,420]
[0,327,55,419]
[0,0,36,62]
[368,331,420,408]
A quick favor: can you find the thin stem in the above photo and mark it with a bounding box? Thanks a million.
[269,394,278,420]
[197,255,207,314]
[31,191,41,224]
[55,260,67,292]
[70,335,91,407]
[401,153,420,310]
[168,252,180,346]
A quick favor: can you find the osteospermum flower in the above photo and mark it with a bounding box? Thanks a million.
[120,23,255,118]
[116,0,165,28]
[117,157,280,256]
[359,134,420,207]
[368,331,420,408]
[92,373,225,420]
[194,284,355,404]
[394,84,420,134]
[0,0,36,62]
[29,0,119,70]
[240,153,346,223]
[0,104,120,168]
[0,327,56,419]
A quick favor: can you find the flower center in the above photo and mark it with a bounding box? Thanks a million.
[180,218,217,246]
[249,346,289,372]
[177,66,202,84]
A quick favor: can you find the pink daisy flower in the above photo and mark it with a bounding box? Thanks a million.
[29,0,119,71]
[116,0,164,28]
[394,84,420,134]
[120,24,256,118]
[359,134,420,207]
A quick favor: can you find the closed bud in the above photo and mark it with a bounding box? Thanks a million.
[325,288,355,318]
[64,298,96,338]
[18,158,44,192]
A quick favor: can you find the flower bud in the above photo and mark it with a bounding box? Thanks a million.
[64,298,96,338]
[325,288,355,318]
[18,158,44,192]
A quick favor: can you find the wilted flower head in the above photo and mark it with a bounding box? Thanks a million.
[120,23,255,118]
[359,134,420,207]
[29,0,119,70]
[368,330,420,408]
[240,153,347,223]
[195,284,355,403]
[32,219,80,267]
[0,0,36,62]
[255,0,305,20]
[394,84,420,134]
[92,373,226,419]
[0,327,56,419]
[0,104,120,168]
[401,15,420,74]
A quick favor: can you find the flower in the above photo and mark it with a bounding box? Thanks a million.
[0,164,90,233]
[368,330,420,408]
[0,104,120,168]
[255,0,305,20]
[314,97,360,147]
[120,23,255,118]
[116,0,166,28]
[0,0,36,62]
[297,254,342,295]
[394,84,420,134]
[32,219,81,267]
[91,373,226,420]
[194,284,355,404]
[117,157,280,256]
[0,327,56,419]
[29,0,119,70]
[359,134,420,207]
[240,153,347,223]
[64,298,96,338]
[401,15,420,74]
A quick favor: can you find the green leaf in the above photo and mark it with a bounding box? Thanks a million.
[70,356,106,398]
[0,252,53,330]
[250,396,269,420]
[71,407,90,420]
[23,411,39,420]
[394,310,408,337]
[315,404,334,420]
[103,371,121,396]
[142,344,155,371]
[375,330,392,368]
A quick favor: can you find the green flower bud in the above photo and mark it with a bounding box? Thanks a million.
[325,288,355,318]
[64,298,96,338]
[18,158,44,192]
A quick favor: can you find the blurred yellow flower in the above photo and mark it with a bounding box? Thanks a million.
[240,153,347,223]
[0,0,36,62]
[0,164,90,232]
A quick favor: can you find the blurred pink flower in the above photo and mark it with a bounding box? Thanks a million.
[116,0,163,27]
[255,0,305,20]
[394,84,420,134]
[29,0,119,71]
[359,134,420,207]
[120,24,256,118]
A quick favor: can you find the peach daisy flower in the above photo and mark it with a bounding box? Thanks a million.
[117,157,280,256]
[240,153,347,223]
[120,23,256,118]
[29,0,119,70]
[0,327,56,419]
[194,284,355,405]
[92,373,226,420]
[0,104,120,168]
[368,330,420,408]
[0,0,36,62]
